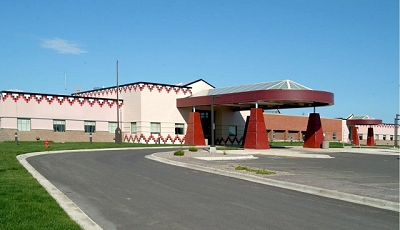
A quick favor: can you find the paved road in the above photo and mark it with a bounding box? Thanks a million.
[28,148,399,230]
[253,152,398,185]
[232,151,399,200]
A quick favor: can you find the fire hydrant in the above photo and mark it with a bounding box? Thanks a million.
[45,139,49,148]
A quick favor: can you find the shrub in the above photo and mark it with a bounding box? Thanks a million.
[188,147,198,152]
[174,149,185,156]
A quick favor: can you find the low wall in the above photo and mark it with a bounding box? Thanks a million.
[0,129,116,143]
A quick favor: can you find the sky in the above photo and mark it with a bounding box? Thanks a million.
[0,0,398,123]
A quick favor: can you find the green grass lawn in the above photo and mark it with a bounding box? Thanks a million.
[0,141,174,230]
[269,141,304,147]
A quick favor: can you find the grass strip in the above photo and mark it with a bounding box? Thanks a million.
[269,141,304,147]
[269,141,351,148]
[235,165,276,175]
[217,146,243,150]
[0,141,179,230]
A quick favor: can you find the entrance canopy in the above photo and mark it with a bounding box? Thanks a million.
[177,80,334,110]
[346,115,382,126]
[346,115,382,147]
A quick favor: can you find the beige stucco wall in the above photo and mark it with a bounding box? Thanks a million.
[185,80,213,95]
[0,93,118,124]
[137,89,188,135]
[75,82,195,143]
[356,124,398,145]
[0,92,120,142]
[215,107,248,138]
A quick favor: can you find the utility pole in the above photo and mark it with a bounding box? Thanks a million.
[395,114,399,148]
[115,60,122,144]
[210,95,221,153]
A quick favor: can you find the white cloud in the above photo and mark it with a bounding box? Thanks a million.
[41,38,87,55]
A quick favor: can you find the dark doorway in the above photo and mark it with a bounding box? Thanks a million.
[198,110,211,144]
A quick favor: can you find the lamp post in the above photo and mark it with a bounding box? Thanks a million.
[210,95,221,153]
[115,59,122,144]
[89,132,92,144]
[14,132,18,145]
[394,114,399,148]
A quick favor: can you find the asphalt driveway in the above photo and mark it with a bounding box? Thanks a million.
[27,148,399,230]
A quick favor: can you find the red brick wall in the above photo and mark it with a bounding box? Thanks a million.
[264,113,342,141]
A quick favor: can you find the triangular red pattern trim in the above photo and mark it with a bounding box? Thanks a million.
[35,95,44,104]
[23,94,32,103]
[123,134,185,144]
[2,92,121,108]
[56,96,65,105]
[45,95,54,104]
[216,136,244,145]
[74,83,193,96]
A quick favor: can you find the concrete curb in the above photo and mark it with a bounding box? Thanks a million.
[200,149,333,158]
[194,155,258,161]
[292,147,400,155]
[255,152,333,158]
[146,153,400,212]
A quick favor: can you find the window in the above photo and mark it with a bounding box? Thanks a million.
[383,135,386,141]
[273,131,276,139]
[200,112,209,119]
[359,134,363,140]
[108,122,117,133]
[17,118,31,131]
[229,125,237,136]
[131,122,137,134]
[53,120,66,132]
[150,122,161,134]
[84,121,96,133]
[390,135,393,141]
[332,132,337,140]
[175,123,184,135]
[375,134,379,140]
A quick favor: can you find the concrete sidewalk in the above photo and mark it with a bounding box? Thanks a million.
[147,146,400,212]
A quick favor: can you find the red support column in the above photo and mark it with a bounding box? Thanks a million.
[366,127,375,146]
[351,126,360,146]
[244,108,270,149]
[303,113,324,148]
[185,112,206,146]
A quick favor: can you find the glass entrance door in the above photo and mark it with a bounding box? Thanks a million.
[198,110,211,145]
